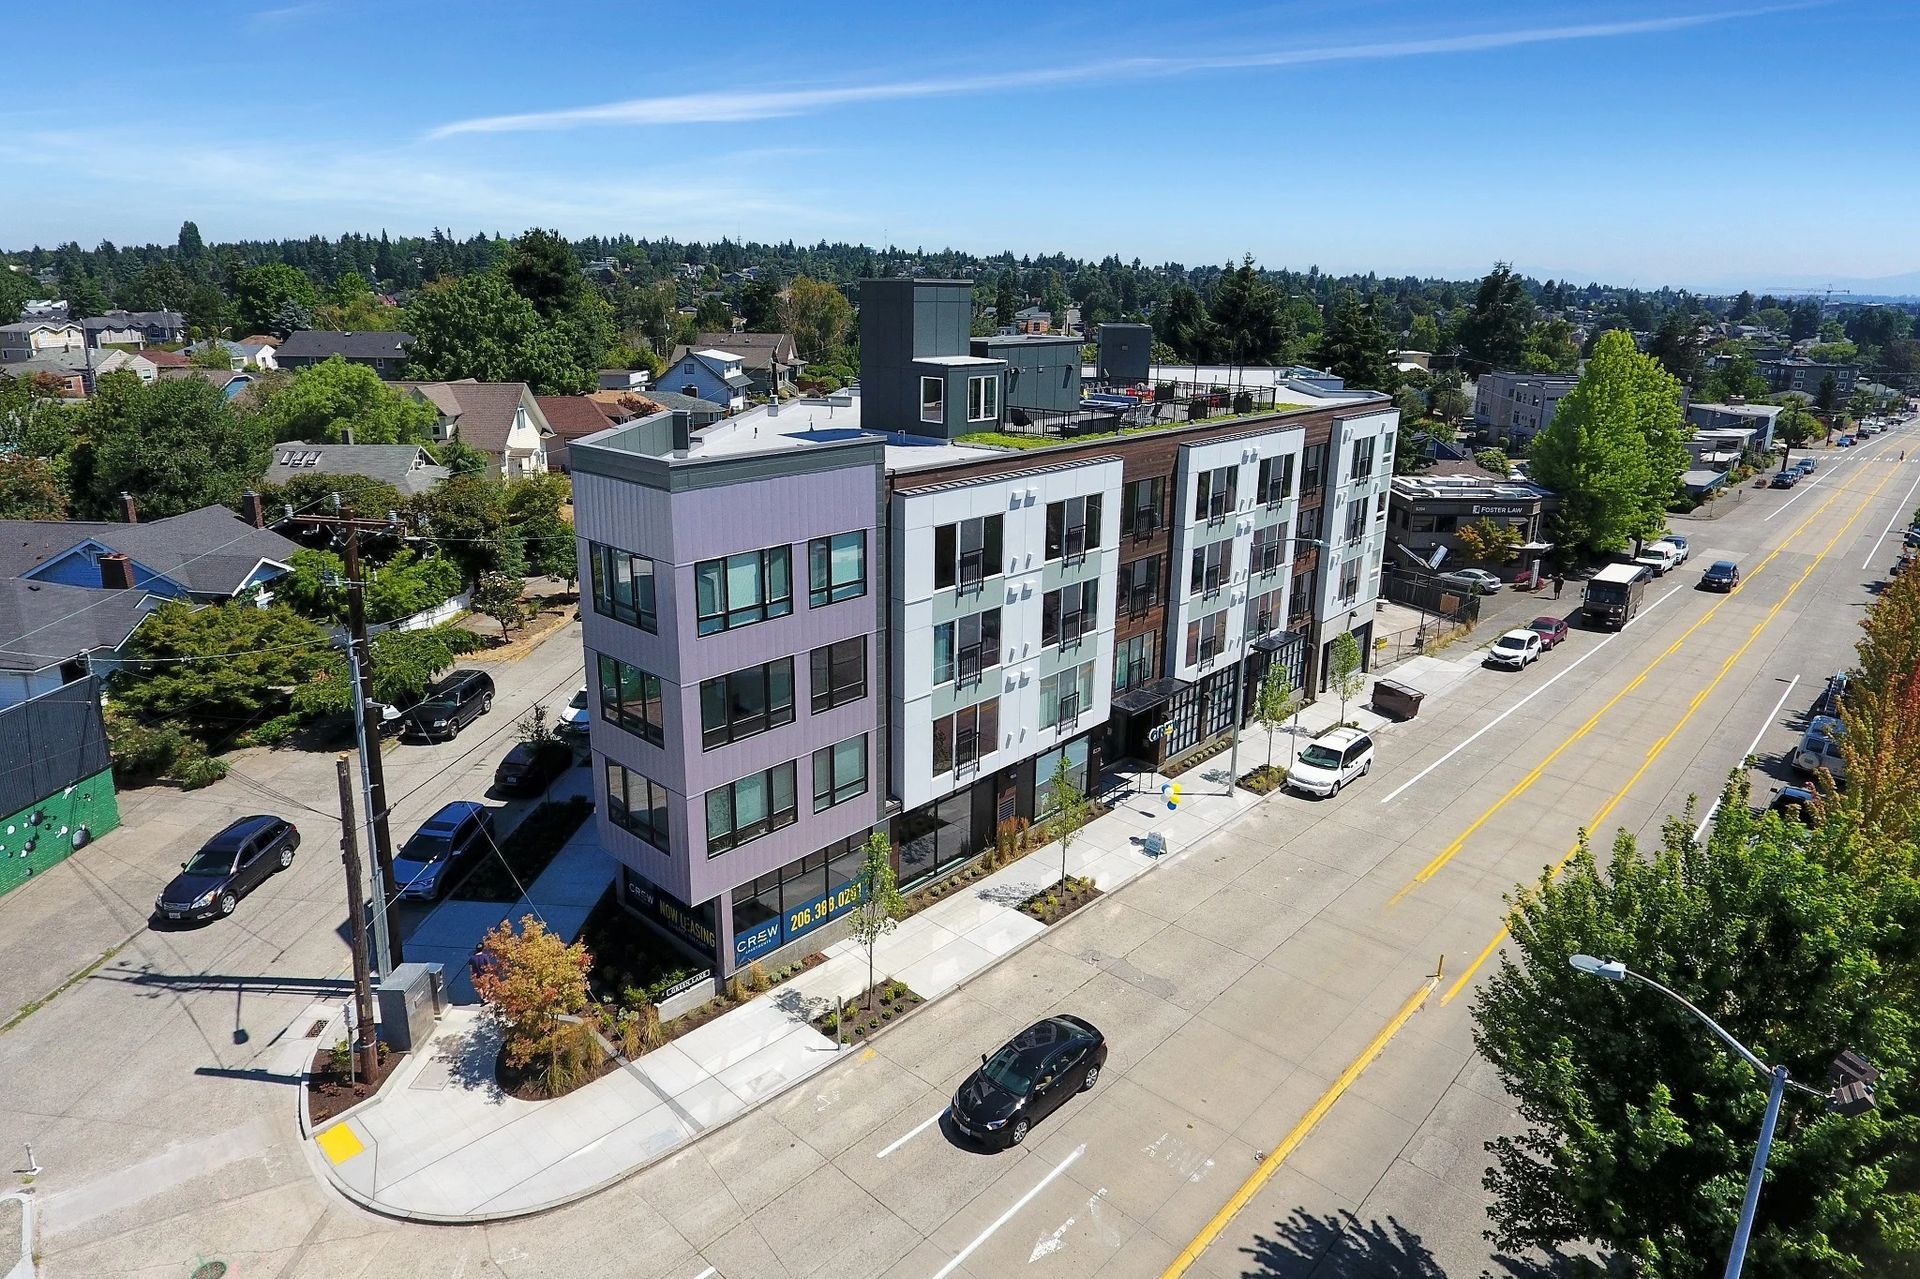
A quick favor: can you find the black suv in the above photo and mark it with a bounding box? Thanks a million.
[155,815,301,922]
[402,669,496,742]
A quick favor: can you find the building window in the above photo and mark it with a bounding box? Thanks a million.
[1185,609,1228,667]
[589,541,657,633]
[1114,631,1156,692]
[933,514,1003,591]
[695,544,792,636]
[1296,504,1323,543]
[1121,555,1159,616]
[807,530,867,607]
[933,699,999,775]
[1045,494,1102,562]
[1035,737,1090,817]
[604,759,669,851]
[596,653,665,746]
[967,374,999,422]
[1349,437,1378,481]
[810,637,866,712]
[1339,559,1361,601]
[1042,578,1099,648]
[920,376,944,423]
[1257,454,1294,506]
[1301,443,1328,492]
[699,657,795,750]
[1039,662,1094,729]
[812,735,869,812]
[1125,476,1164,538]
[705,761,798,855]
[1250,524,1287,576]
[1247,587,1284,636]
[1194,465,1237,523]
[933,608,1000,686]
[1344,502,1368,543]
[1189,541,1231,597]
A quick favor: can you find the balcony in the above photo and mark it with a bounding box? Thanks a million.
[1056,693,1081,728]
[955,644,985,686]
[1130,508,1159,540]
[1058,611,1086,648]
[954,729,980,776]
[1128,583,1156,617]
[1062,523,1089,564]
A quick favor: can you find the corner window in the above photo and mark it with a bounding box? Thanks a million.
[695,544,792,636]
[812,735,869,813]
[699,657,795,750]
[705,762,798,856]
[596,653,665,746]
[967,374,999,423]
[807,530,867,607]
[604,760,669,851]
[810,637,866,712]
[920,376,945,424]
[589,541,657,633]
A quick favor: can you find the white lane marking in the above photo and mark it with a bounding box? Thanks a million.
[692,1268,717,1279]
[1765,432,1891,523]
[1693,675,1800,842]
[932,1144,1085,1279]
[876,1108,946,1159]
[1860,457,1920,570]
[1379,585,1682,805]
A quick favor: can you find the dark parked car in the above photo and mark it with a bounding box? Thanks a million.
[950,1015,1106,1148]
[1813,672,1851,719]
[1701,560,1741,591]
[155,815,300,921]
[1768,785,1817,825]
[1526,615,1569,650]
[401,669,496,742]
[393,801,495,901]
[493,740,571,796]
[1769,470,1799,489]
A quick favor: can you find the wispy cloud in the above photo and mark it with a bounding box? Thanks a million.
[250,2,327,27]
[427,8,1800,139]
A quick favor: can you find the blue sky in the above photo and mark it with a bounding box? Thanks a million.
[6,1,1916,290]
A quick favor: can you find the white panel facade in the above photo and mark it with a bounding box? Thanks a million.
[1168,425,1306,684]
[1316,409,1399,633]
[891,458,1123,809]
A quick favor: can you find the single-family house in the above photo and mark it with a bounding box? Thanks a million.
[671,332,803,395]
[398,380,552,478]
[156,366,257,400]
[0,320,84,363]
[181,338,277,371]
[261,441,450,496]
[535,395,631,471]
[0,579,161,710]
[0,501,300,604]
[587,388,725,430]
[0,362,87,399]
[275,330,415,377]
[80,310,185,346]
[660,347,751,411]
[598,368,652,392]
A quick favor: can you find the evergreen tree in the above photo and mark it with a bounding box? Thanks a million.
[1315,291,1397,391]
[1455,262,1536,371]
[1208,256,1293,365]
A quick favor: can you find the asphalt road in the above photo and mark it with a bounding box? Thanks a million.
[4,421,1915,1279]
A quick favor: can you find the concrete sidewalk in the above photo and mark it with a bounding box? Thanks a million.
[303,659,1469,1222]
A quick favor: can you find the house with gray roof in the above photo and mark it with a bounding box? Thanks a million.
[669,332,804,395]
[276,330,415,377]
[0,503,300,602]
[81,310,186,346]
[0,579,161,710]
[659,347,751,410]
[261,441,450,496]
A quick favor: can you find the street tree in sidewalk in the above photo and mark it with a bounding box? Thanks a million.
[1046,748,1093,893]
[1776,405,1819,470]
[1329,630,1365,725]
[472,914,600,1099]
[1472,787,1920,1278]
[847,832,904,1010]
[1829,565,1920,869]
[1252,666,1298,771]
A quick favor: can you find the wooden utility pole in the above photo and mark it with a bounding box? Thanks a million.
[294,507,404,970]
[335,755,380,1082]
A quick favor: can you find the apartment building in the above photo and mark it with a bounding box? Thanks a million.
[569,279,1395,986]
[1472,369,1578,446]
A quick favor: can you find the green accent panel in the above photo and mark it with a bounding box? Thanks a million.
[0,768,120,898]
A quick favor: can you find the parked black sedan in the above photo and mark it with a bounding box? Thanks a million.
[493,740,572,796]
[950,1015,1106,1148]
[155,815,300,922]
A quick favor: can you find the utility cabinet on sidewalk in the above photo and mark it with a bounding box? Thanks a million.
[376,962,446,1051]
[1372,679,1425,721]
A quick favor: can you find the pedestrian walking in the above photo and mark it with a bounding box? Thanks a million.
[1552,572,1565,600]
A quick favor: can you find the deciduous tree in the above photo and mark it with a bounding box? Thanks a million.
[1252,666,1298,770]
[402,273,588,394]
[249,356,438,445]
[1329,630,1365,724]
[79,371,272,519]
[117,601,332,734]
[0,454,67,519]
[846,832,904,1009]
[472,915,599,1097]
[472,571,529,638]
[234,263,319,337]
[785,276,852,359]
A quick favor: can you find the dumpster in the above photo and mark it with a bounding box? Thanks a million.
[1372,679,1424,721]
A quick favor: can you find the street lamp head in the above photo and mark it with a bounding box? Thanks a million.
[1570,953,1628,982]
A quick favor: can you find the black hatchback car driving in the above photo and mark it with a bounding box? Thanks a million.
[155,815,300,921]
[951,1015,1107,1148]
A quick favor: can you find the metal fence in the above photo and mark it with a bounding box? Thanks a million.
[991,378,1291,441]
[1379,568,1485,625]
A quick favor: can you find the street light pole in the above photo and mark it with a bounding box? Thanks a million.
[1568,955,1869,1279]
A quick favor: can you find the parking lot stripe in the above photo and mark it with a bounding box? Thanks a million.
[877,1108,946,1159]
[1158,975,1438,1279]
[1378,585,1681,805]
[1441,455,1901,1005]
[930,1143,1084,1279]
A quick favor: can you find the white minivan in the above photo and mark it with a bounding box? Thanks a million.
[1287,727,1375,798]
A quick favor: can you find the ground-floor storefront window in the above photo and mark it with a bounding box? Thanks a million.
[728,832,872,966]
